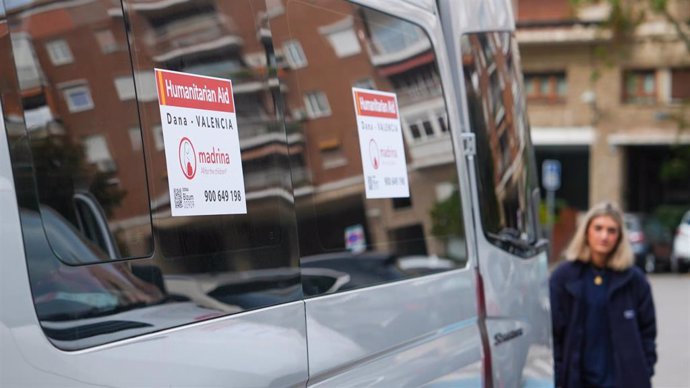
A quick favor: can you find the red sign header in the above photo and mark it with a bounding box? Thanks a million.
[156,69,234,113]
[354,90,398,119]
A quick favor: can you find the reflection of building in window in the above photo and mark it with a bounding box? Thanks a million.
[283,40,308,69]
[129,127,142,151]
[83,134,116,172]
[461,32,537,248]
[670,67,690,102]
[353,78,375,90]
[133,71,157,101]
[523,72,567,102]
[46,39,73,65]
[12,33,42,91]
[403,111,448,142]
[153,125,164,151]
[115,72,157,102]
[623,69,656,104]
[304,91,331,118]
[389,64,442,105]
[364,9,426,59]
[319,138,347,169]
[114,76,136,100]
[319,16,361,58]
[95,29,118,54]
[61,83,95,112]
[265,0,285,18]
[392,196,412,210]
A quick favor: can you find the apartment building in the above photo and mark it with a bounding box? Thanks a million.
[516,0,690,215]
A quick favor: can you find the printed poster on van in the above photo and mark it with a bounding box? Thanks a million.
[352,87,410,199]
[155,68,246,216]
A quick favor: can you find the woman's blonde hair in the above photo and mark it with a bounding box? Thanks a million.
[564,201,634,271]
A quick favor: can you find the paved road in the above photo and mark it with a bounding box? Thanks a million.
[650,274,690,388]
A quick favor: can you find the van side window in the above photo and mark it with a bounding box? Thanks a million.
[460,32,540,255]
[6,4,153,263]
[272,1,468,296]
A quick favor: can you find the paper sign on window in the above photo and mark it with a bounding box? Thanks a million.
[352,87,410,199]
[155,68,246,216]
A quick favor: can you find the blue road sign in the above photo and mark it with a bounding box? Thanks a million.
[542,159,561,191]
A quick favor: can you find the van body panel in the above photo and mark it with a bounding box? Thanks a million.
[305,269,480,385]
[481,250,554,386]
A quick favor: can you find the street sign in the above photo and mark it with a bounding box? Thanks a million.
[542,159,561,191]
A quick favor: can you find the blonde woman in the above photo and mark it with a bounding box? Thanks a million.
[550,202,657,388]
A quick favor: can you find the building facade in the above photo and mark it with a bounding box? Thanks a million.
[516,0,690,217]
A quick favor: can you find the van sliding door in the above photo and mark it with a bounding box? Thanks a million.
[272,1,484,386]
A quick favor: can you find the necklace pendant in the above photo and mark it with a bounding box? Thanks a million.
[594,275,603,286]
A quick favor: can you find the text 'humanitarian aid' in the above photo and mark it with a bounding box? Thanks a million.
[156,68,246,216]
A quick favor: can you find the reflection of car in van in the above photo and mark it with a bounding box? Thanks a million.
[1,0,553,387]
[671,210,690,273]
[624,213,655,273]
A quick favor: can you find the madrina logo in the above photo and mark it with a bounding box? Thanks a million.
[369,139,380,170]
[178,137,197,179]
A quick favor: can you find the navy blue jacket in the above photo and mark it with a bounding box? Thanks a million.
[550,261,657,388]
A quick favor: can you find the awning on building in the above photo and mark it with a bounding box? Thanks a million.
[608,132,690,145]
[530,126,595,146]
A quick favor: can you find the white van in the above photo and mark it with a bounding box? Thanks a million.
[0,0,554,386]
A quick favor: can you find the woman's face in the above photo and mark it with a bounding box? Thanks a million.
[587,215,621,258]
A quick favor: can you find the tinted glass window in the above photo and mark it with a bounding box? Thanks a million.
[4,0,300,349]
[272,1,468,296]
[6,1,152,263]
[460,32,540,255]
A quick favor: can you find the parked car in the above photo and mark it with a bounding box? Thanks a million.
[643,216,674,272]
[671,210,690,273]
[624,214,655,273]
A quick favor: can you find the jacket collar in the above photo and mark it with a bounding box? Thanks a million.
[563,260,634,299]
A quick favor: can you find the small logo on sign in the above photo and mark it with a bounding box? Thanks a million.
[369,139,380,170]
[178,137,197,180]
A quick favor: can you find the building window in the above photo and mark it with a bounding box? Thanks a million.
[438,115,448,132]
[134,71,158,102]
[95,29,118,54]
[62,83,94,112]
[405,111,448,142]
[390,65,442,103]
[45,39,73,66]
[129,127,142,151]
[671,67,690,102]
[283,40,307,69]
[320,17,361,58]
[523,72,567,102]
[83,135,116,172]
[153,125,164,151]
[304,91,331,118]
[320,144,348,169]
[392,196,412,209]
[265,0,285,18]
[423,121,434,136]
[353,78,375,90]
[623,69,656,104]
[114,76,136,100]
[409,123,421,139]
